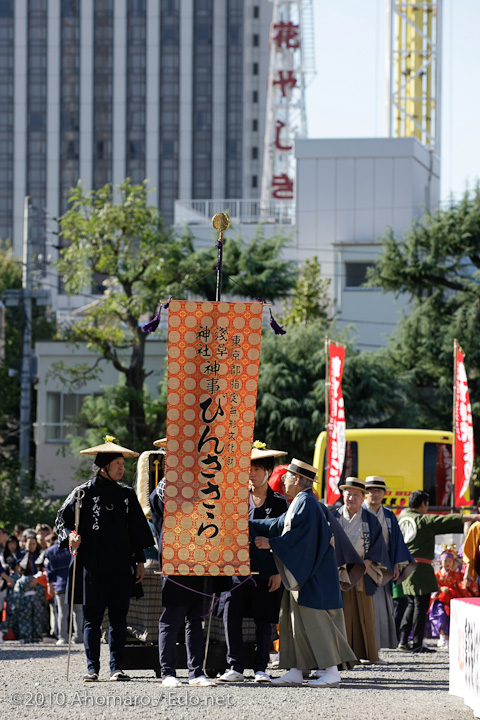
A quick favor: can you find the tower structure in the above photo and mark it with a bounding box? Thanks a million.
[387,0,442,153]
[260,0,315,212]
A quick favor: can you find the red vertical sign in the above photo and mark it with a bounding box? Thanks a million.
[326,343,346,504]
[454,346,474,507]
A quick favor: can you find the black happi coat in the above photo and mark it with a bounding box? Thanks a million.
[56,474,154,605]
[249,485,289,578]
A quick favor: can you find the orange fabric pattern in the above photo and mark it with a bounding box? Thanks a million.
[163,300,263,577]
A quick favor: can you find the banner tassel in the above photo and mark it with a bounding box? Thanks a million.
[269,308,286,335]
[142,296,173,334]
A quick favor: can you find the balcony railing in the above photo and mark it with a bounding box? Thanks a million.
[174,198,295,226]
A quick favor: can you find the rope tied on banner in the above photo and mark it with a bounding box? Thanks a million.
[163,574,258,618]
[142,270,286,336]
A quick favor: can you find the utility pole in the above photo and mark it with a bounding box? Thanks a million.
[19,196,32,495]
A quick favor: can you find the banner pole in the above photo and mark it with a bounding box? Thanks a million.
[212,213,230,302]
[324,336,330,503]
[452,338,458,512]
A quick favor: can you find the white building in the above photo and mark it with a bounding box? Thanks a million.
[35,338,167,497]
[293,137,440,349]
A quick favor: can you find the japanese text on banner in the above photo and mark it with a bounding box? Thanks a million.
[163,300,263,576]
[455,347,474,506]
[326,343,346,505]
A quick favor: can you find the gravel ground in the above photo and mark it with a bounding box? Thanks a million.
[0,640,473,720]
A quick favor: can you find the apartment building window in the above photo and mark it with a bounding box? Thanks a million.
[344,262,375,288]
[253,33,259,46]
[252,146,258,159]
[225,0,243,197]
[252,90,258,103]
[252,118,258,132]
[253,6,259,19]
[253,62,258,75]
[45,392,89,442]
[93,0,113,189]
[252,175,257,188]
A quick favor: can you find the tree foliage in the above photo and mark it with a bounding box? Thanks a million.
[175,224,297,302]
[55,180,297,452]
[283,256,331,326]
[0,473,62,531]
[368,187,480,435]
[254,320,414,462]
[0,241,56,477]
[56,179,181,447]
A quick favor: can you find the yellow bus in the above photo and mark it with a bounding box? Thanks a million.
[312,428,455,509]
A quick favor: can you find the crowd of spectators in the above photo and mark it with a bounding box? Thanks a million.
[0,522,83,645]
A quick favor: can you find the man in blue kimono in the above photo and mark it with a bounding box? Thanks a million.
[363,476,416,654]
[56,437,154,682]
[251,458,356,687]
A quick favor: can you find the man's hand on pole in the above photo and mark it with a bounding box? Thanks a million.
[69,531,81,554]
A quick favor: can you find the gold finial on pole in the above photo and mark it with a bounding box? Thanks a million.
[212,212,230,233]
[212,213,230,301]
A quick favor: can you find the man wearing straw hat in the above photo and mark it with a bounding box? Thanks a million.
[251,458,356,687]
[363,476,416,656]
[55,435,154,682]
[333,477,392,665]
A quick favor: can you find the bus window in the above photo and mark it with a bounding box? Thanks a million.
[342,441,358,483]
[423,442,452,506]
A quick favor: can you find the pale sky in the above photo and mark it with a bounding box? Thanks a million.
[305,0,480,202]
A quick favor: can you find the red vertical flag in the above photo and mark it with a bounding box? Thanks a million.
[454,345,474,507]
[326,343,346,504]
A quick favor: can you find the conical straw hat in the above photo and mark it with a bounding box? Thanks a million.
[251,441,287,461]
[80,435,139,458]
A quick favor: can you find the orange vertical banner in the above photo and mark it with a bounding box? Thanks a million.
[163,299,263,577]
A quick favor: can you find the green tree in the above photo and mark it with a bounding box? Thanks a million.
[254,320,414,461]
[283,256,331,326]
[0,242,22,470]
[175,224,296,302]
[367,187,480,433]
[55,180,297,453]
[0,241,56,476]
[56,179,190,448]
[0,473,62,531]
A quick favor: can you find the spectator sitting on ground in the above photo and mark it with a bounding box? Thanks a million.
[13,554,48,643]
[19,534,40,574]
[0,556,22,642]
[1,535,21,573]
